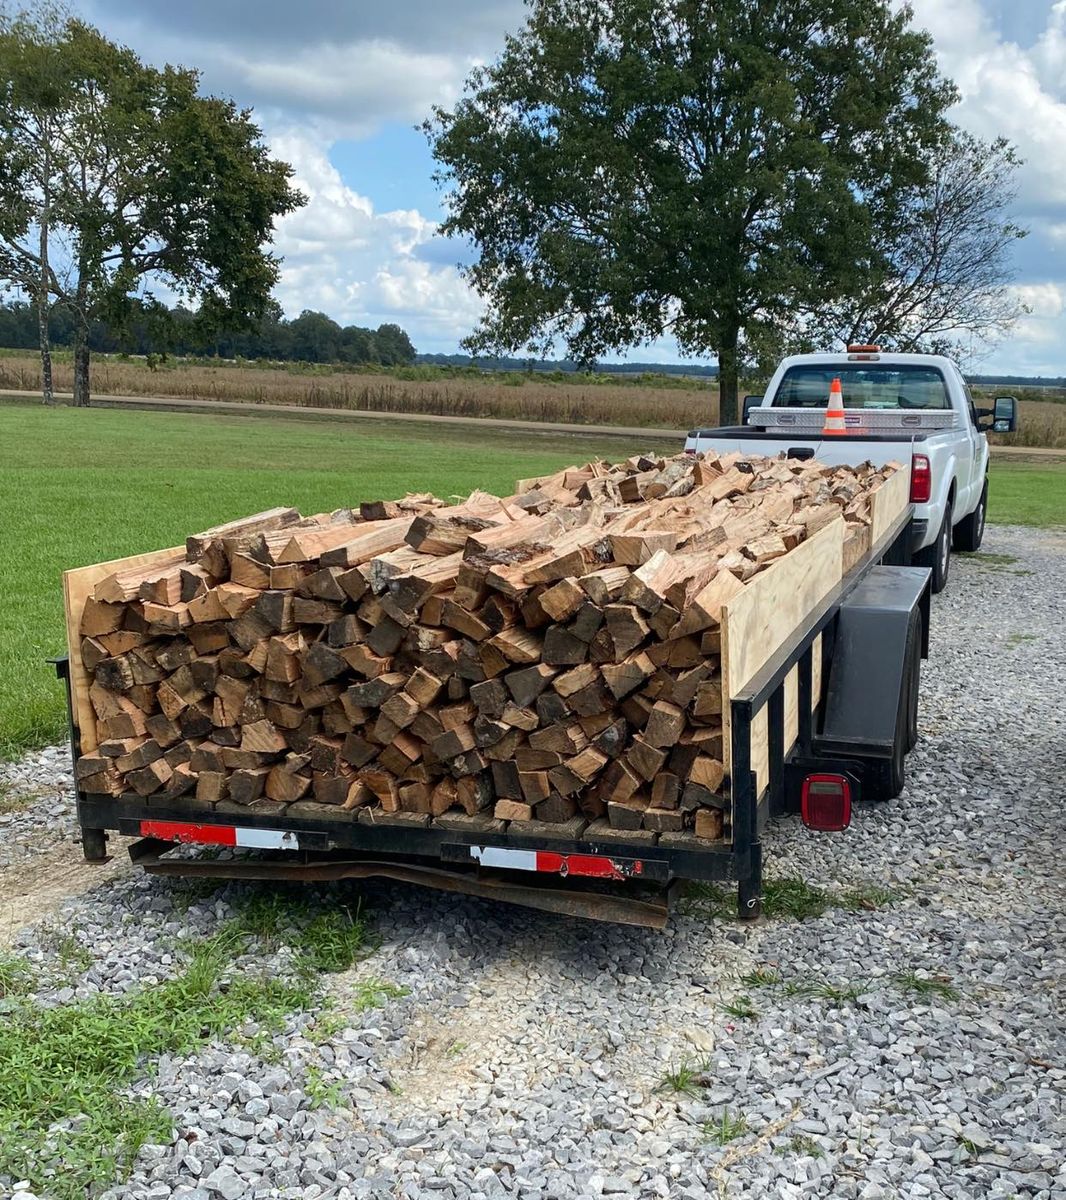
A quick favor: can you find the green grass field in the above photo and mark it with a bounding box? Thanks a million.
[1,401,1062,758]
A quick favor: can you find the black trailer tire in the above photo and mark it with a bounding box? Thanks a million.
[915,501,952,594]
[866,610,921,802]
[952,482,987,553]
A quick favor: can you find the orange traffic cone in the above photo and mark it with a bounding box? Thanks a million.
[823,377,847,435]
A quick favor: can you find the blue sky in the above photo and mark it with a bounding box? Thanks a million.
[71,0,1066,374]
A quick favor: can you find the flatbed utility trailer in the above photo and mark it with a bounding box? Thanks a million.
[57,472,930,929]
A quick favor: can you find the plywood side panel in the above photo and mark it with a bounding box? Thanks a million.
[63,546,185,753]
[723,518,844,700]
[869,462,911,548]
[723,520,842,804]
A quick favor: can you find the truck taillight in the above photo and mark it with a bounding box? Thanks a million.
[910,454,931,503]
[801,775,852,832]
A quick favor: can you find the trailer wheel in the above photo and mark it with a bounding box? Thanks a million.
[915,501,952,594]
[952,481,987,553]
[866,610,921,802]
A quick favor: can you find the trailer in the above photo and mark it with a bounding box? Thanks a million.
[55,460,928,930]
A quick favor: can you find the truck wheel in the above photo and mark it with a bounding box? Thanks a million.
[952,482,987,553]
[915,502,951,594]
[866,610,921,801]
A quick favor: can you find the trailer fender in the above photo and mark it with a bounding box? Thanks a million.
[816,565,930,762]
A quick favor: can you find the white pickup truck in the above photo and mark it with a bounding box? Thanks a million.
[684,348,1019,592]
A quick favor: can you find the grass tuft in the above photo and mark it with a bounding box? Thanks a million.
[784,1133,824,1158]
[894,971,959,1001]
[39,926,93,975]
[350,977,410,1012]
[679,881,734,920]
[0,952,35,999]
[740,968,780,989]
[704,1109,749,1146]
[722,995,759,1020]
[960,551,1019,567]
[762,877,833,920]
[0,780,40,815]
[685,876,900,923]
[657,1057,710,1099]
[838,881,900,911]
[234,888,368,975]
[304,1063,345,1110]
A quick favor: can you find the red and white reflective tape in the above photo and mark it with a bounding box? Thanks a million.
[140,819,299,850]
[469,845,642,880]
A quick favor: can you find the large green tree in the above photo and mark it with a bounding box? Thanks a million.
[0,8,305,405]
[427,0,959,422]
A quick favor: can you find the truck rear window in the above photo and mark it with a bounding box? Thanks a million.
[774,365,950,410]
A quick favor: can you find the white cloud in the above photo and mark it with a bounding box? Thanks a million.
[908,0,1066,373]
[1032,0,1066,89]
[267,131,483,348]
[215,41,468,140]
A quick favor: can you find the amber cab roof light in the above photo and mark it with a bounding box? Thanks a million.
[846,343,882,360]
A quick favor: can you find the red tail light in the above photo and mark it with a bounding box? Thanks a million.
[801,774,852,832]
[910,454,931,503]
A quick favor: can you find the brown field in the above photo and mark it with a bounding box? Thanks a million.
[1,353,1062,446]
[986,401,1066,450]
[0,354,717,430]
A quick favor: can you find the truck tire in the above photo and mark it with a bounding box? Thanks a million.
[952,481,987,553]
[866,610,921,802]
[915,501,951,594]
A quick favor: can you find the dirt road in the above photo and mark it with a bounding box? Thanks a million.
[3,387,1063,458]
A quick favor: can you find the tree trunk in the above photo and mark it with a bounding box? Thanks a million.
[37,296,54,406]
[72,333,91,407]
[38,126,54,406]
[717,331,740,426]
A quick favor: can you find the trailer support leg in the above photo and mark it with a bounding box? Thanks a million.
[81,827,108,862]
[738,843,763,921]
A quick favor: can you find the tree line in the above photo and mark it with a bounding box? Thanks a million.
[0,299,416,366]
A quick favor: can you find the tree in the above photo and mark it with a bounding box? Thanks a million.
[0,4,71,402]
[0,10,304,405]
[289,310,342,362]
[802,132,1027,359]
[374,322,416,365]
[426,0,958,423]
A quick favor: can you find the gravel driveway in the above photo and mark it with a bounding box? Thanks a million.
[2,524,1063,1200]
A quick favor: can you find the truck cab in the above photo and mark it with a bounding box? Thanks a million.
[684,348,1019,592]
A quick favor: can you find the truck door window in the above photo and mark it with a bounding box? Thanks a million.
[962,382,979,428]
[774,365,950,410]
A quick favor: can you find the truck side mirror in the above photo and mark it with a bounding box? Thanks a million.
[992,396,1018,434]
[742,395,763,424]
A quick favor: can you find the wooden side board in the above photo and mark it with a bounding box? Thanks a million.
[869,460,911,547]
[63,546,185,753]
[721,518,844,803]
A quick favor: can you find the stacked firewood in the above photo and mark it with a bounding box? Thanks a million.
[72,452,899,839]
